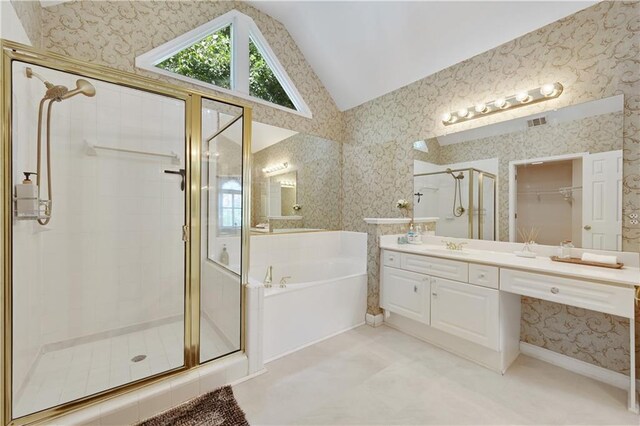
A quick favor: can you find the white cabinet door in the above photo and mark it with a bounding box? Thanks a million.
[381,267,430,324]
[582,150,622,250]
[431,277,499,350]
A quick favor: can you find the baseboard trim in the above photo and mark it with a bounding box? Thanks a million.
[520,342,640,390]
[365,313,384,327]
[264,321,365,364]
[229,368,267,387]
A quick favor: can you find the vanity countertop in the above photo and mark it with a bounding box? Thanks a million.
[380,242,640,287]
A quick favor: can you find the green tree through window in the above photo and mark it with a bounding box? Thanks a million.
[249,39,295,109]
[157,25,232,89]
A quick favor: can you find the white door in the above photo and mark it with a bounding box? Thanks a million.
[582,150,622,250]
[381,267,430,324]
[430,277,499,350]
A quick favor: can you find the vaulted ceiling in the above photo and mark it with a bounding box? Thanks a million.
[248,1,596,111]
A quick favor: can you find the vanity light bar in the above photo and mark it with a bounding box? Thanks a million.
[442,82,563,126]
[262,162,289,174]
[280,181,296,188]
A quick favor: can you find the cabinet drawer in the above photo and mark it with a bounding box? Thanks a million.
[401,253,468,282]
[500,269,634,318]
[381,267,430,324]
[469,264,499,289]
[431,277,499,350]
[382,250,401,268]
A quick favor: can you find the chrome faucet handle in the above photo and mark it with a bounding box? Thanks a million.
[279,276,291,288]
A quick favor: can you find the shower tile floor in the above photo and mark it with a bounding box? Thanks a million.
[14,319,234,418]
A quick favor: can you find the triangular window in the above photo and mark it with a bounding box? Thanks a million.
[249,38,295,110]
[136,10,311,118]
[157,25,232,90]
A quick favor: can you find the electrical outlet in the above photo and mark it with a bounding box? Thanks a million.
[629,213,639,219]
[631,219,639,225]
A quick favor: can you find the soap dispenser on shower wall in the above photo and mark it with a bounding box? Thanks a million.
[15,172,38,219]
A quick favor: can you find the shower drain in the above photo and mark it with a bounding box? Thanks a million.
[131,354,147,363]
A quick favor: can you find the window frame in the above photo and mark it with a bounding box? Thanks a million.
[135,10,312,118]
[218,177,243,233]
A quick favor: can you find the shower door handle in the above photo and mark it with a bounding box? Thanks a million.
[164,168,186,191]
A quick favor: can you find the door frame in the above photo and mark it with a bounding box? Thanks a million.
[508,152,587,243]
[0,40,252,426]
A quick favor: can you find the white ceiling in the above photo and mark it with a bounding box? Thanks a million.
[248,1,596,111]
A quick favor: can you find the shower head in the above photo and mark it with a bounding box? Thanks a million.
[445,168,464,180]
[60,79,96,99]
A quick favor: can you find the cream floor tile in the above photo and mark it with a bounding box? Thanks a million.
[233,325,639,425]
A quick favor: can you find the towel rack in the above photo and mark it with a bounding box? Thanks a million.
[85,140,181,165]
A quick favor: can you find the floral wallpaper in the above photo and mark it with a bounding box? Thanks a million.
[40,0,345,143]
[343,1,639,375]
[435,111,623,242]
[252,133,342,231]
[9,0,41,47]
[14,0,640,378]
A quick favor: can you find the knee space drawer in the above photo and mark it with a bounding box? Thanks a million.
[500,268,634,318]
[401,253,468,282]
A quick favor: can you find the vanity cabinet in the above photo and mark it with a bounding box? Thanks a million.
[381,267,430,324]
[431,277,499,350]
[381,250,509,356]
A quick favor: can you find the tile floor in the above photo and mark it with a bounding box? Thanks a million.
[14,318,235,418]
[233,325,639,425]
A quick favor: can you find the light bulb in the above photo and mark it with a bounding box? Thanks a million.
[494,98,507,109]
[540,83,556,97]
[475,103,488,113]
[442,112,452,122]
[458,108,469,118]
[516,91,530,103]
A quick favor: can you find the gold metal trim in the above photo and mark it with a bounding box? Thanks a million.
[478,172,484,240]
[467,170,473,239]
[1,40,252,425]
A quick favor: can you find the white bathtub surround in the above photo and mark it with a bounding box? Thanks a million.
[250,231,367,362]
[379,234,639,412]
[245,283,265,375]
[363,217,438,224]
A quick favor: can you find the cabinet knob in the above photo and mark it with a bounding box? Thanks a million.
[432,292,437,297]
[584,225,592,231]
[389,256,395,261]
[479,273,486,278]
[414,285,418,293]
[550,287,559,294]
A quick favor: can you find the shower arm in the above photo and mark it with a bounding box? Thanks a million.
[26,67,53,89]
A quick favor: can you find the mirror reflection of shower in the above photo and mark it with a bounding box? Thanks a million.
[16,67,96,225]
[446,168,466,217]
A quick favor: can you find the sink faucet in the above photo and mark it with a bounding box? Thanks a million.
[264,266,273,288]
[443,240,467,251]
[279,276,291,288]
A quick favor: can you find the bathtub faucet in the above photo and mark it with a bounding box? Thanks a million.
[264,266,273,288]
[279,276,291,288]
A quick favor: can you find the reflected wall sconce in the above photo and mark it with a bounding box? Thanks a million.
[441,82,563,126]
[262,162,289,174]
[279,181,296,188]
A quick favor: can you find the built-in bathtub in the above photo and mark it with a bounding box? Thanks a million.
[249,231,367,361]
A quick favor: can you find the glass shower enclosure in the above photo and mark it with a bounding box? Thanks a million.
[413,167,497,240]
[1,41,250,425]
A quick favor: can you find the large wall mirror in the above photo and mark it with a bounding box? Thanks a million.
[413,94,624,250]
[251,123,341,234]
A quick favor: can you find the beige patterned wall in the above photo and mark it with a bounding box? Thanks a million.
[10,0,41,47]
[435,111,623,242]
[252,133,342,231]
[343,1,639,375]
[40,0,345,143]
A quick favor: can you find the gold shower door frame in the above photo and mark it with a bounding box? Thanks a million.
[0,40,252,426]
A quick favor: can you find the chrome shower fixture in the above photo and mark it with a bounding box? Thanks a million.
[25,67,97,225]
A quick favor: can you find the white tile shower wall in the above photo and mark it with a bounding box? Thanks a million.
[11,62,186,393]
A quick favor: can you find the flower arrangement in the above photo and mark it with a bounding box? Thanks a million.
[292,203,302,211]
[396,199,409,217]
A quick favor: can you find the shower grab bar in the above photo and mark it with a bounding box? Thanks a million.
[85,140,181,165]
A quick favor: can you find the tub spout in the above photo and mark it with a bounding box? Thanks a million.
[264,265,273,288]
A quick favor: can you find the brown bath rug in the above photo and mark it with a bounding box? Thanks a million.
[136,386,249,426]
